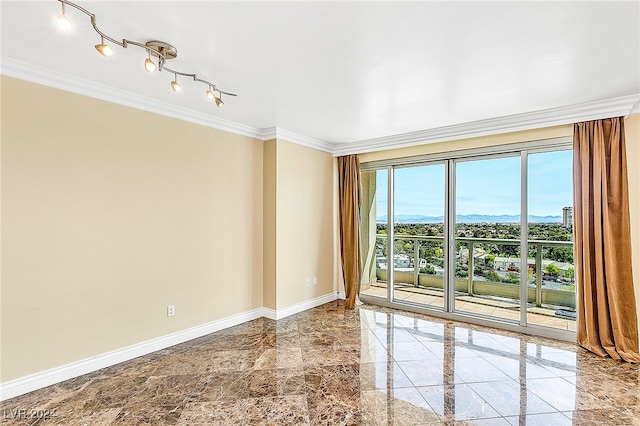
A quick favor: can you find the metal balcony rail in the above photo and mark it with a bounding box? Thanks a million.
[375,234,574,308]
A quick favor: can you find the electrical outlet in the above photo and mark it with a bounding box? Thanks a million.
[167,305,175,317]
[306,278,311,287]
[313,277,318,285]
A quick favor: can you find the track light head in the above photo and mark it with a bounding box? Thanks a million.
[171,75,181,92]
[95,37,112,57]
[144,57,156,72]
[57,3,72,30]
[57,14,72,30]
[206,87,215,101]
[214,93,224,107]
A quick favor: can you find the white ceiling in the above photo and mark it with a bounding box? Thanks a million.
[1,1,639,150]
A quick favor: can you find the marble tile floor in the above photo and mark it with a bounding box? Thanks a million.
[2,301,638,425]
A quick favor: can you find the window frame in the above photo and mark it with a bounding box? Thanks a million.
[359,136,575,342]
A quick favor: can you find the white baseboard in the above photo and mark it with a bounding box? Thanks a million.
[274,292,340,319]
[262,307,277,320]
[0,292,343,401]
[0,307,267,401]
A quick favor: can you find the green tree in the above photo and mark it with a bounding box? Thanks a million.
[566,267,575,280]
[455,266,467,278]
[420,265,436,275]
[545,264,560,277]
[504,272,520,284]
[486,270,500,282]
[548,247,573,263]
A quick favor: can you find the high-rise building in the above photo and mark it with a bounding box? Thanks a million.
[563,206,573,229]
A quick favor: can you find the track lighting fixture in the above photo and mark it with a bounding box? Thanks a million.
[57,2,72,30]
[55,0,236,107]
[204,84,224,106]
[215,93,224,108]
[144,52,156,72]
[206,86,224,108]
[170,74,181,92]
[95,36,112,57]
[205,86,215,101]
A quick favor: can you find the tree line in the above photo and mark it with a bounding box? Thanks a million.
[376,222,573,264]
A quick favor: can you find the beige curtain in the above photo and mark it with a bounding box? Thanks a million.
[338,155,362,309]
[573,117,640,362]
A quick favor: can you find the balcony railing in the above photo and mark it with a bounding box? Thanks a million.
[375,234,575,309]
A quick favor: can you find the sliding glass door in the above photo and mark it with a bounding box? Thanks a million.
[360,169,388,300]
[526,149,575,331]
[392,164,446,309]
[453,155,522,322]
[359,139,576,339]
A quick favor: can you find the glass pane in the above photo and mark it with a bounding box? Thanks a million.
[360,169,388,300]
[527,150,575,330]
[392,164,445,309]
[454,156,522,321]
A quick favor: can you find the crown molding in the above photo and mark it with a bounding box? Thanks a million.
[246,127,334,153]
[259,127,335,153]
[2,56,637,157]
[275,128,335,152]
[259,127,278,141]
[0,56,265,140]
[332,94,640,157]
[0,56,336,152]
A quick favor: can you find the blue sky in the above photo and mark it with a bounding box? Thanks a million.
[375,150,573,217]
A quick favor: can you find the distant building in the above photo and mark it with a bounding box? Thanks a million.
[562,207,573,229]
[460,247,486,263]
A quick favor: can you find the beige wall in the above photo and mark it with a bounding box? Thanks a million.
[1,77,264,381]
[359,125,573,163]
[360,116,640,342]
[263,139,277,310]
[333,161,345,294]
[262,139,335,310]
[2,72,637,384]
[625,114,640,338]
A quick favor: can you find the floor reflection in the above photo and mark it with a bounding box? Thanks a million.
[1,301,638,425]
[358,305,638,425]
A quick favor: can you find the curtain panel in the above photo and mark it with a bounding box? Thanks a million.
[573,117,640,362]
[338,155,362,309]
